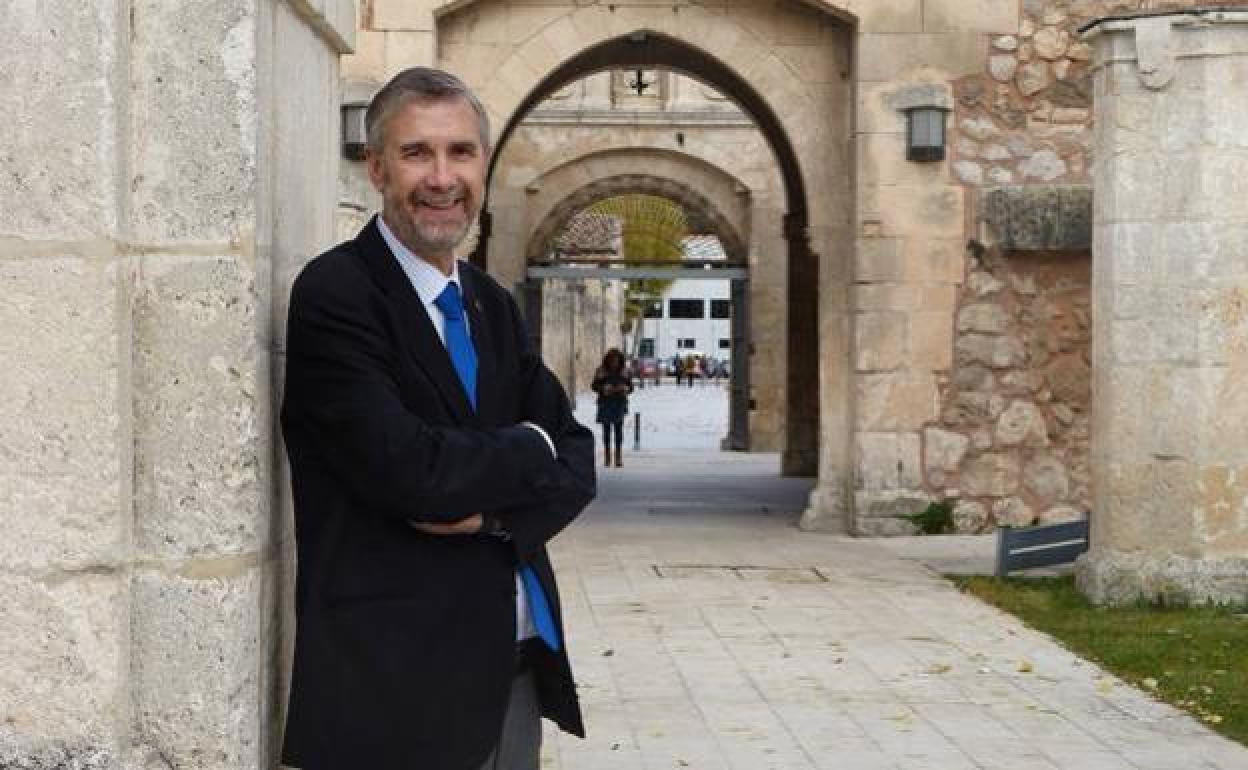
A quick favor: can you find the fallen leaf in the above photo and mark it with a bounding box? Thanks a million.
[1017,660,1034,673]
[926,663,953,675]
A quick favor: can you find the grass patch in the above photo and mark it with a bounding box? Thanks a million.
[953,575,1248,746]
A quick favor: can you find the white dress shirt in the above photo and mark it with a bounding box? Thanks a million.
[378,216,543,642]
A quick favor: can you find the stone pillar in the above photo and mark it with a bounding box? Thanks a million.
[1078,9,1248,605]
[0,1,351,766]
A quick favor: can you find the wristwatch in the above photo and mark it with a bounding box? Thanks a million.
[480,514,510,540]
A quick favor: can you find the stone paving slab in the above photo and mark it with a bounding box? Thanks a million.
[538,450,1248,770]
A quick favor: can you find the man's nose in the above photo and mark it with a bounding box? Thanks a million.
[425,153,455,189]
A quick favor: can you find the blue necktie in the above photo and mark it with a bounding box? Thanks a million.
[434,282,561,651]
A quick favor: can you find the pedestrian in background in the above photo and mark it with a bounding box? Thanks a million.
[592,348,633,467]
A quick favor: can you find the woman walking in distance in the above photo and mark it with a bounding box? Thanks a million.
[591,349,634,467]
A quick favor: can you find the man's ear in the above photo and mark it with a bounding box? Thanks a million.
[366,149,385,193]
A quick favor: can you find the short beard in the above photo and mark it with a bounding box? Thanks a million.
[382,194,474,261]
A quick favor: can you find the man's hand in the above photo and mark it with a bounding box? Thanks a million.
[409,514,483,536]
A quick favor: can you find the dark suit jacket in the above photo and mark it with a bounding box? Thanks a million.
[280,218,595,770]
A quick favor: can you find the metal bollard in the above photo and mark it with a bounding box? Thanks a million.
[633,412,641,451]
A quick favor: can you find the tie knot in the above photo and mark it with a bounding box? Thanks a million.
[434,281,464,321]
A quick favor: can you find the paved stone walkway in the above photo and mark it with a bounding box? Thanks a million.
[538,449,1248,770]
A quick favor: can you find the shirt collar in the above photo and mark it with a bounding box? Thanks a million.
[376,214,462,307]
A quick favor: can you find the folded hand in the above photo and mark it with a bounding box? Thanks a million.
[409,513,483,536]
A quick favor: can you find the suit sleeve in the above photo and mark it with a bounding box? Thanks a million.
[495,292,597,563]
[281,260,563,521]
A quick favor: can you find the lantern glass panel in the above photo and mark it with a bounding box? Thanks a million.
[906,107,946,162]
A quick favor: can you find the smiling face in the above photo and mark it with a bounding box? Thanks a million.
[367,96,487,274]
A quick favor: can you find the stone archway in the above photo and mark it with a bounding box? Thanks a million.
[526,173,747,263]
[524,168,758,449]
[435,8,854,517]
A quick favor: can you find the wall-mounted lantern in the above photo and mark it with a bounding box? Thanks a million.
[903,105,950,162]
[342,101,369,161]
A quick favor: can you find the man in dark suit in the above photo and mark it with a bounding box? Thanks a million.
[280,67,595,770]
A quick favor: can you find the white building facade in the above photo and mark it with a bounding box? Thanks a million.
[635,278,732,367]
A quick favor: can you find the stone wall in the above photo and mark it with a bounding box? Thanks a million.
[1077,8,1248,605]
[0,1,350,766]
[937,248,1092,532]
[901,0,1248,535]
[542,278,627,403]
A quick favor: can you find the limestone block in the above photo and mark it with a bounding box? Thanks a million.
[923,0,1017,33]
[1,1,120,240]
[341,27,386,81]
[856,372,940,432]
[962,453,1020,496]
[1019,149,1066,181]
[989,54,1018,83]
[858,30,984,81]
[271,9,339,347]
[981,143,1011,161]
[953,364,993,391]
[1037,504,1083,526]
[993,35,1019,52]
[956,333,1025,368]
[859,131,946,187]
[134,256,267,559]
[854,283,920,312]
[842,0,922,33]
[993,496,1035,527]
[904,238,964,284]
[996,400,1049,447]
[967,270,1005,296]
[0,259,122,571]
[385,30,439,76]
[1099,461,1200,553]
[909,310,954,371]
[857,82,907,134]
[960,116,1000,141]
[856,432,922,490]
[867,184,964,239]
[132,568,263,769]
[987,167,1015,185]
[1024,453,1071,504]
[130,0,259,243]
[957,303,1010,334]
[852,492,928,536]
[1033,27,1069,60]
[953,500,989,532]
[374,0,435,30]
[1017,60,1051,96]
[0,574,123,758]
[855,312,906,371]
[979,185,1091,251]
[953,160,984,185]
[924,427,969,473]
[1077,548,1248,607]
[1194,465,1248,554]
[855,238,905,282]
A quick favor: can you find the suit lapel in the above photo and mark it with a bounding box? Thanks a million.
[460,267,499,426]
[355,218,479,425]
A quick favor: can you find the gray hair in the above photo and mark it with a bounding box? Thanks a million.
[365,67,491,154]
